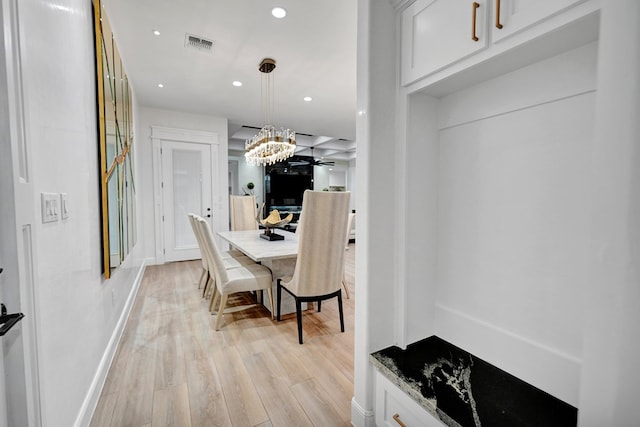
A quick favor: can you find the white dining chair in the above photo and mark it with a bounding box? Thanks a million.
[276,190,350,344]
[230,195,258,231]
[187,213,210,290]
[195,216,274,329]
[188,213,254,298]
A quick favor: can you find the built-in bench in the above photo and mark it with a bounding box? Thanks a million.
[370,336,577,426]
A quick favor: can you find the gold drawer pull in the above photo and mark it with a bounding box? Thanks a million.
[495,0,504,29]
[472,2,480,42]
[393,413,408,427]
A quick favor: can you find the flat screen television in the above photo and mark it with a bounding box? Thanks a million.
[264,158,314,222]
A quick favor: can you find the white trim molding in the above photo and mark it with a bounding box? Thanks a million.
[351,396,376,427]
[150,126,221,265]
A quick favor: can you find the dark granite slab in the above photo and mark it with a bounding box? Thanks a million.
[370,336,577,427]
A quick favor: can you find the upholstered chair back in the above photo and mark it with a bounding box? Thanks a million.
[230,195,258,231]
[196,216,230,286]
[188,213,208,269]
[290,190,350,297]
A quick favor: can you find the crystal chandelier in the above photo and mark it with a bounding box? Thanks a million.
[245,58,296,166]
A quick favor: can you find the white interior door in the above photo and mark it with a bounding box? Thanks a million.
[161,140,213,262]
[1,2,40,425]
[0,267,28,427]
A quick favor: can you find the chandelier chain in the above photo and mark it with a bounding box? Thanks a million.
[245,58,296,167]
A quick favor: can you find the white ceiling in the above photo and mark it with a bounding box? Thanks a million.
[103,0,358,161]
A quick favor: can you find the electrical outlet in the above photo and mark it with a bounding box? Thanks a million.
[41,193,59,223]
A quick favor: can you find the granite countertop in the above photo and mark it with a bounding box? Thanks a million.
[370,336,577,427]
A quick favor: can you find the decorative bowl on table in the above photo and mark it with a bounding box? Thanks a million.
[256,203,293,241]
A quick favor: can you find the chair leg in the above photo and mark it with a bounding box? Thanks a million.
[296,299,303,344]
[203,274,217,298]
[317,300,322,312]
[276,280,282,321]
[197,269,207,289]
[266,287,275,320]
[202,276,210,298]
[209,285,220,313]
[338,292,345,333]
[215,294,228,330]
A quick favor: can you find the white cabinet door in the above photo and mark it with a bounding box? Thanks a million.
[401,0,488,86]
[491,0,588,42]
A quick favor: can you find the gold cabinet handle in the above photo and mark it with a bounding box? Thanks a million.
[495,0,503,29]
[472,2,480,42]
[393,413,408,427]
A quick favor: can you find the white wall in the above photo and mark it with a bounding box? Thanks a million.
[434,43,597,406]
[11,1,146,425]
[349,159,356,212]
[578,2,640,425]
[136,106,229,262]
[313,162,350,192]
[229,152,265,209]
[352,0,398,425]
[313,164,330,191]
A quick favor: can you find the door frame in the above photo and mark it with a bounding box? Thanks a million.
[0,0,42,424]
[151,126,227,264]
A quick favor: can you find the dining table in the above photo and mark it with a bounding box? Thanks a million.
[216,228,304,315]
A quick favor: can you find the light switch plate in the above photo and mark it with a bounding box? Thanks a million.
[41,192,59,223]
[60,193,69,219]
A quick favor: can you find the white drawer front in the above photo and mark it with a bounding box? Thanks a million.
[375,372,444,427]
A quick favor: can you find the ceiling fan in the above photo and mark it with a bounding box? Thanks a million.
[288,147,335,167]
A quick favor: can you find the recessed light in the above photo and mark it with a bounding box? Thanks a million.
[303,96,312,102]
[157,83,164,88]
[272,7,287,18]
[232,81,243,87]
[152,29,160,36]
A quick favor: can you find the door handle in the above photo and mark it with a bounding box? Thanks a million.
[495,0,503,29]
[0,268,26,337]
[392,413,407,427]
[0,304,25,337]
[471,2,480,42]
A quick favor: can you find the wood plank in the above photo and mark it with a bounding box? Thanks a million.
[151,383,192,427]
[108,347,158,427]
[212,346,269,426]
[296,342,354,419]
[291,378,349,426]
[185,356,232,427]
[88,392,116,427]
[240,351,313,426]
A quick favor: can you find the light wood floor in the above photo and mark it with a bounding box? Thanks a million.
[90,243,356,427]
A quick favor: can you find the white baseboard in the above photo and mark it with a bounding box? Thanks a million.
[351,396,375,427]
[433,303,581,406]
[73,261,148,427]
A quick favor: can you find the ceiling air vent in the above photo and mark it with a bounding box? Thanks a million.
[184,33,215,53]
